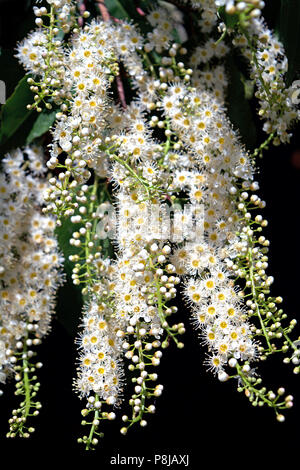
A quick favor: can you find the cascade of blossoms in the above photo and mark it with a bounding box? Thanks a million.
[2,0,298,450]
[0,146,63,437]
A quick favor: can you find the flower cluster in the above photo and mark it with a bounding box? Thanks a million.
[0,147,63,436]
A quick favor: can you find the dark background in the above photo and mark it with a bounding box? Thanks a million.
[0,0,299,466]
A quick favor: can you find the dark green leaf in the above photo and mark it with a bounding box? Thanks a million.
[26,110,56,144]
[218,6,239,29]
[0,111,37,156]
[226,55,257,150]
[0,75,34,147]
[55,218,81,278]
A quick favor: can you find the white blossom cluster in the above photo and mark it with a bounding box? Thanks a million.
[159,79,258,376]
[0,147,63,389]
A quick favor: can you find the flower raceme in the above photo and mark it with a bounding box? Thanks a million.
[0,0,298,449]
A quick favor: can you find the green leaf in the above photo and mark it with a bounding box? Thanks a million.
[26,110,56,144]
[0,75,33,147]
[226,55,257,150]
[278,0,300,85]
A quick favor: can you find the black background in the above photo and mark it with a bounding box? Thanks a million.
[0,0,299,467]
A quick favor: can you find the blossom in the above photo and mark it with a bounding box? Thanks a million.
[0,148,63,409]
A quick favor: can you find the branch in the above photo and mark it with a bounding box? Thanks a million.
[96,0,111,21]
[116,74,127,109]
[134,0,146,16]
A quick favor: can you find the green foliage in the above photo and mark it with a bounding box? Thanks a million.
[55,280,83,336]
[55,218,81,278]
[55,218,83,336]
[105,0,154,24]
[105,0,131,19]
[278,0,300,85]
[0,77,56,155]
[218,6,240,30]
